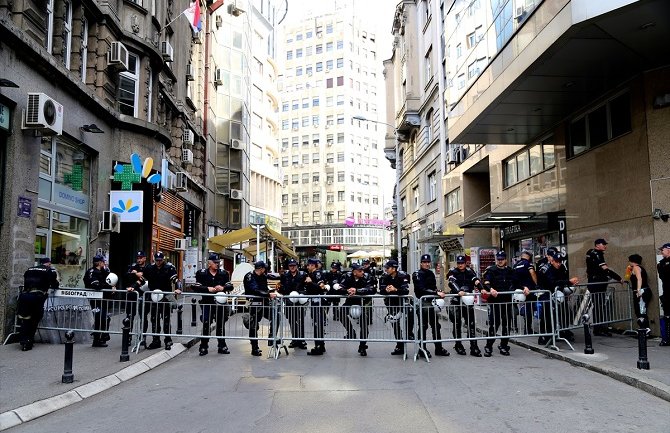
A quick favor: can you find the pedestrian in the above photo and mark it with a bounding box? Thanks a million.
[83,255,115,347]
[124,250,150,347]
[243,261,277,357]
[446,255,483,357]
[586,239,622,336]
[18,257,59,351]
[481,251,515,356]
[412,254,450,359]
[514,250,538,335]
[194,254,233,356]
[657,243,670,346]
[278,258,308,350]
[144,252,181,350]
[628,254,652,330]
[305,258,327,355]
[536,251,579,345]
[379,259,413,356]
[339,263,377,356]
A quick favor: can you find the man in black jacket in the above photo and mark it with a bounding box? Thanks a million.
[413,254,450,359]
[537,251,580,345]
[446,255,483,357]
[278,258,307,350]
[304,258,327,355]
[84,254,115,348]
[144,252,181,350]
[244,261,277,356]
[658,243,670,346]
[194,254,233,356]
[586,238,622,336]
[481,251,515,357]
[379,260,413,356]
[18,257,59,351]
[124,250,150,347]
[339,263,377,356]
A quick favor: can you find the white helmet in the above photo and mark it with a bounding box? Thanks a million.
[140,280,149,292]
[553,290,565,303]
[432,298,446,312]
[105,273,118,287]
[513,289,526,303]
[563,286,575,295]
[214,292,229,304]
[461,294,475,306]
[385,311,403,323]
[287,291,300,304]
[323,284,331,291]
[333,283,341,291]
[349,305,362,319]
[151,289,164,302]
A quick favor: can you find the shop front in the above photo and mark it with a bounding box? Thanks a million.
[499,212,567,266]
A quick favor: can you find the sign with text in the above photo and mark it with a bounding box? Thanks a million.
[54,289,103,299]
[110,190,144,222]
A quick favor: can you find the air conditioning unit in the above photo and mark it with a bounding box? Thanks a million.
[99,211,121,233]
[174,238,187,251]
[230,189,243,200]
[327,180,333,185]
[303,200,309,205]
[192,32,202,44]
[514,5,526,19]
[186,64,195,81]
[23,93,64,136]
[183,129,194,146]
[161,41,174,62]
[214,68,222,85]
[215,15,223,28]
[182,149,194,166]
[175,172,188,191]
[327,141,333,146]
[307,71,312,76]
[107,41,129,70]
[230,139,243,150]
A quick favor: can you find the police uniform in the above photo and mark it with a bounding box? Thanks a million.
[324,263,343,319]
[657,243,670,346]
[361,260,377,326]
[536,252,572,344]
[513,254,537,335]
[413,254,450,358]
[243,261,275,356]
[446,255,482,356]
[339,264,377,356]
[194,254,233,355]
[379,260,413,355]
[304,258,327,355]
[279,259,307,349]
[124,251,150,345]
[144,252,179,350]
[18,258,59,350]
[482,252,516,356]
[586,239,622,335]
[83,255,114,347]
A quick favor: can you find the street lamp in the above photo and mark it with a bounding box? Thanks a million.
[352,115,403,271]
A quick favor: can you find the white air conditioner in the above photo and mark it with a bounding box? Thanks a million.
[175,172,188,191]
[174,238,187,251]
[230,139,243,150]
[23,93,64,136]
[183,129,194,146]
[307,71,312,76]
[303,200,309,205]
[327,141,333,146]
[161,41,174,62]
[230,189,243,200]
[327,180,333,185]
[186,64,195,81]
[182,149,194,166]
[514,5,525,19]
[107,41,129,70]
[215,15,223,28]
[99,211,121,233]
[214,68,222,85]
[166,172,176,190]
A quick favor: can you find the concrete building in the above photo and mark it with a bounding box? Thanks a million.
[278,6,390,264]
[0,0,207,339]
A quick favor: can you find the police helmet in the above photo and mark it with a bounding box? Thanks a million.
[105,273,119,287]
[140,279,149,292]
[332,283,341,291]
[349,305,362,319]
[151,289,164,302]
[513,289,526,303]
[553,289,565,303]
[385,311,403,324]
[461,294,475,306]
[214,292,229,304]
[563,286,575,295]
[432,298,446,312]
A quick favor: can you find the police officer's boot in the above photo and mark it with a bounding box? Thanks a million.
[147,337,162,350]
[483,344,493,357]
[434,343,450,357]
[469,342,482,357]
[164,337,173,350]
[92,336,108,348]
[358,342,368,357]
[391,344,404,355]
[251,343,262,357]
[660,317,670,346]
[453,342,466,356]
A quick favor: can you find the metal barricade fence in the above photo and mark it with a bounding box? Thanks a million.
[3,287,23,345]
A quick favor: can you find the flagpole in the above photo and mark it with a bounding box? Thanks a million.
[162,10,187,33]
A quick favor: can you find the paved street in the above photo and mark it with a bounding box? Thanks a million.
[5,340,668,433]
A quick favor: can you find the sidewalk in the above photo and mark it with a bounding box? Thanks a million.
[512,329,670,402]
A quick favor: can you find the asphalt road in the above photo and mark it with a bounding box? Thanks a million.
[7,340,668,433]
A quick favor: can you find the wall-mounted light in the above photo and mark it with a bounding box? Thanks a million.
[81,124,104,133]
[653,208,669,222]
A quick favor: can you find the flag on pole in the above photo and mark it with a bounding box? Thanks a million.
[184,1,202,34]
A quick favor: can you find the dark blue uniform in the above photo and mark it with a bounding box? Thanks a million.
[379,270,413,345]
[339,271,376,353]
[586,248,621,334]
[243,270,275,352]
[482,264,516,353]
[304,269,326,351]
[194,267,232,352]
[19,263,59,349]
[124,261,150,340]
[84,265,113,346]
[657,256,670,345]
[279,269,307,347]
[413,267,449,356]
[446,267,481,353]
[144,262,179,348]
[513,258,536,334]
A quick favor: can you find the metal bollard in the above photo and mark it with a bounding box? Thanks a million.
[120,317,130,362]
[62,330,75,384]
[582,314,594,354]
[176,304,183,334]
[636,327,650,370]
[191,298,197,327]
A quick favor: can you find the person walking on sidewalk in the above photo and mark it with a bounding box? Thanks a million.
[18,258,59,351]
[628,254,652,331]
[586,238,623,336]
[481,251,515,357]
[244,261,277,357]
[194,254,233,356]
[657,243,670,346]
[144,252,181,350]
[84,255,115,348]
[412,254,450,359]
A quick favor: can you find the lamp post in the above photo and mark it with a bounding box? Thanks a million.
[353,115,402,271]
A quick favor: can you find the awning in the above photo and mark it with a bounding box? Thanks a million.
[208,227,256,250]
[459,212,535,229]
[207,226,297,259]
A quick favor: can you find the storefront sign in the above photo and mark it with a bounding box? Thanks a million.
[0,102,11,132]
[183,247,198,284]
[157,208,182,230]
[558,215,567,248]
[113,153,162,190]
[54,183,89,213]
[110,190,143,222]
[17,196,31,218]
[329,244,343,251]
[185,208,195,238]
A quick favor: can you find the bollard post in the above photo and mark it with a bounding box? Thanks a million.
[636,327,650,370]
[62,330,75,384]
[582,313,594,354]
[176,304,183,334]
[191,298,197,327]
[120,317,130,362]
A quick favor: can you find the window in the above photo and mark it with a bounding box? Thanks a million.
[337,95,344,105]
[292,174,299,184]
[296,33,303,41]
[326,59,333,70]
[282,194,288,205]
[424,48,432,84]
[428,172,437,201]
[326,153,334,163]
[306,31,313,38]
[326,23,333,34]
[296,67,303,76]
[446,188,461,215]
[337,76,344,86]
[313,211,321,222]
[286,50,293,60]
[302,173,309,184]
[466,32,475,49]
[296,48,303,58]
[316,44,323,54]
[282,120,289,130]
[316,62,323,72]
[282,102,289,111]
[569,92,630,157]
[425,109,433,143]
[312,134,320,145]
[413,186,419,210]
[63,1,72,69]
[306,46,312,56]
[337,152,344,162]
[292,99,299,110]
[456,43,462,58]
[119,53,140,117]
[312,116,319,127]
[338,191,345,201]
[281,138,289,149]
[306,66,312,75]
[312,97,320,106]
[326,78,333,88]
[313,192,320,202]
[293,155,299,166]
[80,17,88,82]
[337,40,343,49]
[46,0,54,53]
[326,42,333,52]
[503,136,556,187]
[281,156,288,167]
[337,172,344,182]
[326,96,334,107]
[312,153,320,163]
[336,114,344,124]
[292,137,299,147]
[337,58,343,68]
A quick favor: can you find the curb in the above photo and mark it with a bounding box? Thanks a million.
[0,342,190,431]
[512,339,670,403]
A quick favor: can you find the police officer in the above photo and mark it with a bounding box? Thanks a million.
[586,239,622,336]
[83,255,114,347]
[657,243,670,346]
[278,258,307,350]
[339,263,377,356]
[18,258,59,351]
[304,258,327,355]
[194,254,233,356]
[361,259,377,326]
[413,254,450,359]
[379,259,413,355]
[481,251,516,357]
[513,250,537,335]
[124,250,150,347]
[144,252,181,350]
[324,262,344,322]
[244,261,278,357]
[446,255,483,357]
[536,251,579,345]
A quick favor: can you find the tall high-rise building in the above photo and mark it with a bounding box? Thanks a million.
[278,6,390,262]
